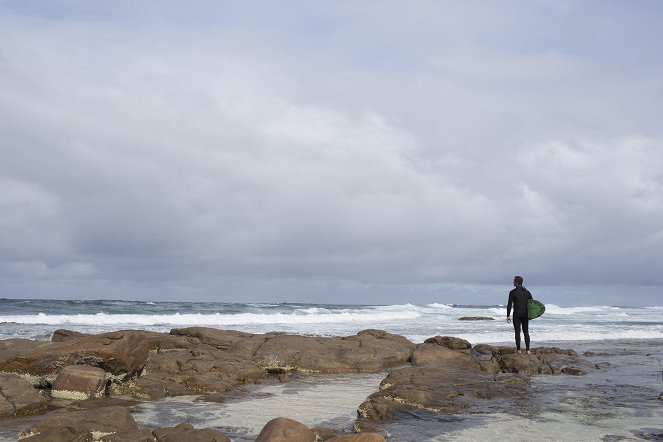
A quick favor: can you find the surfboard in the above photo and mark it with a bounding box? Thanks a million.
[527,299,545,320]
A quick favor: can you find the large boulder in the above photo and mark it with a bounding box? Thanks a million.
[255,417,315,442]
[153,422,230,442]
[19,405,139,441]
[252,329,415,374]
[51,364,107,400]
[0,373,49,416]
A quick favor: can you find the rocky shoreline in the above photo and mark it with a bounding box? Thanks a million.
[0,328,603,441]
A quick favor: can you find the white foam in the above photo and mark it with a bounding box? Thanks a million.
[0,309,422,327]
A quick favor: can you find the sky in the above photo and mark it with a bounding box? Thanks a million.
[1,1,662,306]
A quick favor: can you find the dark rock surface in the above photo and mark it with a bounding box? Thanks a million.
[255,417,316,442]
[458,316,495,321]
[0,373,49,417]
[51,364,107,400]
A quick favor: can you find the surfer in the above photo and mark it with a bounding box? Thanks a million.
[506,275,533,354]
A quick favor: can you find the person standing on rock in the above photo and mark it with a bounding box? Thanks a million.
[506,275,533,354]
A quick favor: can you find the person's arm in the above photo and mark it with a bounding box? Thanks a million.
[506,292,513,322]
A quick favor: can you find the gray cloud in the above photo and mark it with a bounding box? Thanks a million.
[1,1,662,305]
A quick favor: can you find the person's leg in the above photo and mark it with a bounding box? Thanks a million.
[513,316,522,352]
[522,316,530,352]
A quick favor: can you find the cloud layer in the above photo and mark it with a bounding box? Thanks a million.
[1,2,662,304]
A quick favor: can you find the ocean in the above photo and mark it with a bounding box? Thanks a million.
[1,299,663,441]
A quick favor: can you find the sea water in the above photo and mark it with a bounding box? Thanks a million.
[1,299,663,441]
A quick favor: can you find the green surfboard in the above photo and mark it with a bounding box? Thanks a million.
[527,299,545,320]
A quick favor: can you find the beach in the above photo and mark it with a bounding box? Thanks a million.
[1,300,662,441]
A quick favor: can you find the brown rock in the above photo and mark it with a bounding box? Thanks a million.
[51,364,107,400]
[19,405,139,441]
[327,434,386,442]
[51,329,89,342]
[457,317,495,321]
[410,343,479,369]
[0,339,49,362]
[255,417,315,442]
[100,428,156,441]
[0,373,49,416]
[153,422,230,442]
[424,336,472,350]
[252,329,415,374]
[0,330,192,386]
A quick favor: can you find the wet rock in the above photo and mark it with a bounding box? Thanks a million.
[659,392,663,400]
[458,317,494,321]
[153,422,230,441]
[51,364,107,400]
[424,336,472,350]
[100,428,155,441]
[0,373,49,416]
[358,345,591,421]
[494,373,530,384]
[327,434,387,441]
[255,417,315,442]
[561,366,588,376]
[19,405,139,441]
[358,364,522,419]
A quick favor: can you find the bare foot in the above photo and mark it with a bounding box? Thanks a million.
[526,350,532,355]
[516,350,522,354]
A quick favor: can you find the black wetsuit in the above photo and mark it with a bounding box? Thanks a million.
[507,286,533,351]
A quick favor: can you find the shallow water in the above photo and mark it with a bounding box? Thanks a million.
[130,373,385,441]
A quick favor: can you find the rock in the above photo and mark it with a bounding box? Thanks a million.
[358,345,591,421]
[410,343,479,370]
[251,329,415,374]
[255,417,315,442]
[19,405,139,441]
[494,373,530,384]
[100,428,156,441]
[51,329,89,342]
[0,339,49,365]
[458,317,495,321]
[327,434,387,441]
[0,330,192,386]
[153,422,230,442]
[51,364,107,400]
[0,373,49,416]
[659,392,663,400]
[424,336,472,350]
[358,364,521,419]
[561,366,588,376]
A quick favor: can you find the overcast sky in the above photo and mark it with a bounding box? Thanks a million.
[1,1,662,306]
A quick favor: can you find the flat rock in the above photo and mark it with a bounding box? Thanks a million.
[327,434,387,441]
[153,422,230,441]
[51,364,107,400]
[458,317,494,321]
[19,405,139,441]
[0,373,49,416]
[423,336,472,350]
[251,329,415,374]
[358,345,591,420]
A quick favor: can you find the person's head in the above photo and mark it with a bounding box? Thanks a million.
[513,275,523,286]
